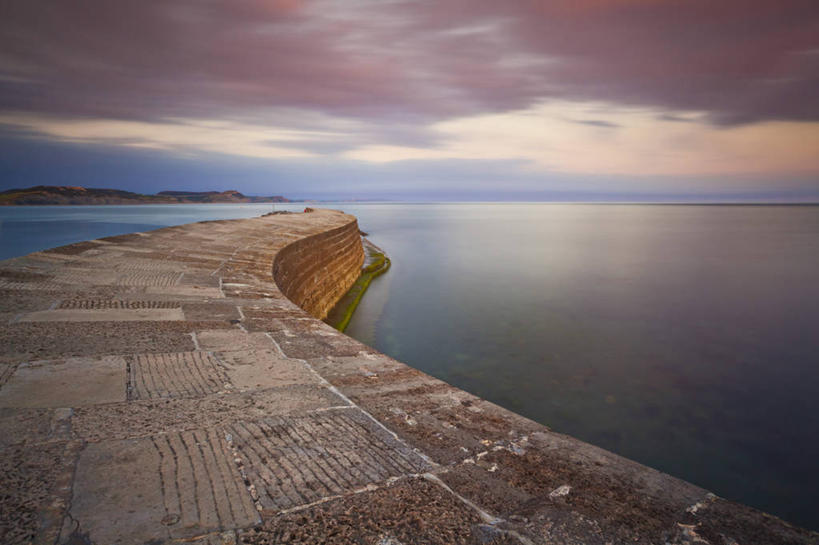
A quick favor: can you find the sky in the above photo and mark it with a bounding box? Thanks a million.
[1,0,818,201]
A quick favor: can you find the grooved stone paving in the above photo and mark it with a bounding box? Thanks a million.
[0,208,815,545]
[228,410,432,511]
[69,431,259,544]
[116,271,183,287]
[112,258,188,273]
[129,351,228,399]
[152,429,260,534]
[58,299,182,309]
[0,364,15,387]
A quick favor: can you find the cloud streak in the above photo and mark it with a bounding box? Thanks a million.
[2,0,817,125]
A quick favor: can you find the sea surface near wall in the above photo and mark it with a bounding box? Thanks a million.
[2,202,818,530]
[0,204,279,260]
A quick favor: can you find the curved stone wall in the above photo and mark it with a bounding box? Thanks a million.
[272,211,365,320]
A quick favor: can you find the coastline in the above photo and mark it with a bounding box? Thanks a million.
[0,185,292,206]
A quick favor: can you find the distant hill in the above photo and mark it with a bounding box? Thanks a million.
[0,186,291,205]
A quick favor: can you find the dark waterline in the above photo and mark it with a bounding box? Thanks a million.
[1,203,817,530]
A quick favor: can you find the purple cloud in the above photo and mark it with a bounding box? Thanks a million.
[0,0,817,130]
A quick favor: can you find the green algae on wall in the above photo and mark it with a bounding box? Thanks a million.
[324,239,391,332]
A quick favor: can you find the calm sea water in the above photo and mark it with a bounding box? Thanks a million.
[0,204,279,260]
[2,203,818,529]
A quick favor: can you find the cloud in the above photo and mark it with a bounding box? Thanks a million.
[344,101,819,177]
[4,98,818,178]
[0,113,323,159]
[574,120,620,128]
[1,0,817,126]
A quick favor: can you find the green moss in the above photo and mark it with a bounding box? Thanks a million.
[362,253,387,274]
[325,245,391,332]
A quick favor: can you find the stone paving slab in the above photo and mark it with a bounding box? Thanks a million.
[146,285,225,298]
[1,440,82,545]
[115,271,183,287]
[0,289,55,321]
[0,321,200,364]
[19,308,185,322]
[0,407,73,448]
[240,476,518,545]
[128,351,229,400]
[195,330,277,352]
[0,363,16,387]
[110,258,189,273]
[0,279,76,292]
[267,327,368,359]
[71,384,347,443]
[0,356,126,408]
[180,273,222,287]
[182,302,242,321]
[215,349,319,391]
[49,268,122,286]
[227,409,432,513]
[56,299,182,310]
[66,430,259,544]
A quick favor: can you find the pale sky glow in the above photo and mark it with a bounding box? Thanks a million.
[6,103,818,179]
[0,0,817,200]
[346,102,819,176]
[0,114,328,159]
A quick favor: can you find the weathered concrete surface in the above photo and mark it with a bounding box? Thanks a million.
[0,208,816,545]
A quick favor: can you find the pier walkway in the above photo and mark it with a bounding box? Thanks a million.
[0,209,815,544]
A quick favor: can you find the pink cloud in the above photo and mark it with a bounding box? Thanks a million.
[0,0,816,131]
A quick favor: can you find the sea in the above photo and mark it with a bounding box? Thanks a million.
[1,202,817,530]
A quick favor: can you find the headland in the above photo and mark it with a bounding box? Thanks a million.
[0,185,291,205]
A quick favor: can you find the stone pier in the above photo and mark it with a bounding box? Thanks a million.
[0,209,815,544]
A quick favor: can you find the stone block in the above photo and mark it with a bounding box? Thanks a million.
[228,409,432,513]
[64,431,259,544]
[19,308,184,322]
[0,356,126,408]
[129,351,229,400]
[215,349,318,391]
[196,330,276,352]
[72,384,346,442]
[239,476,513,545]
[181,302,241,321]
[145,285,225,298]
